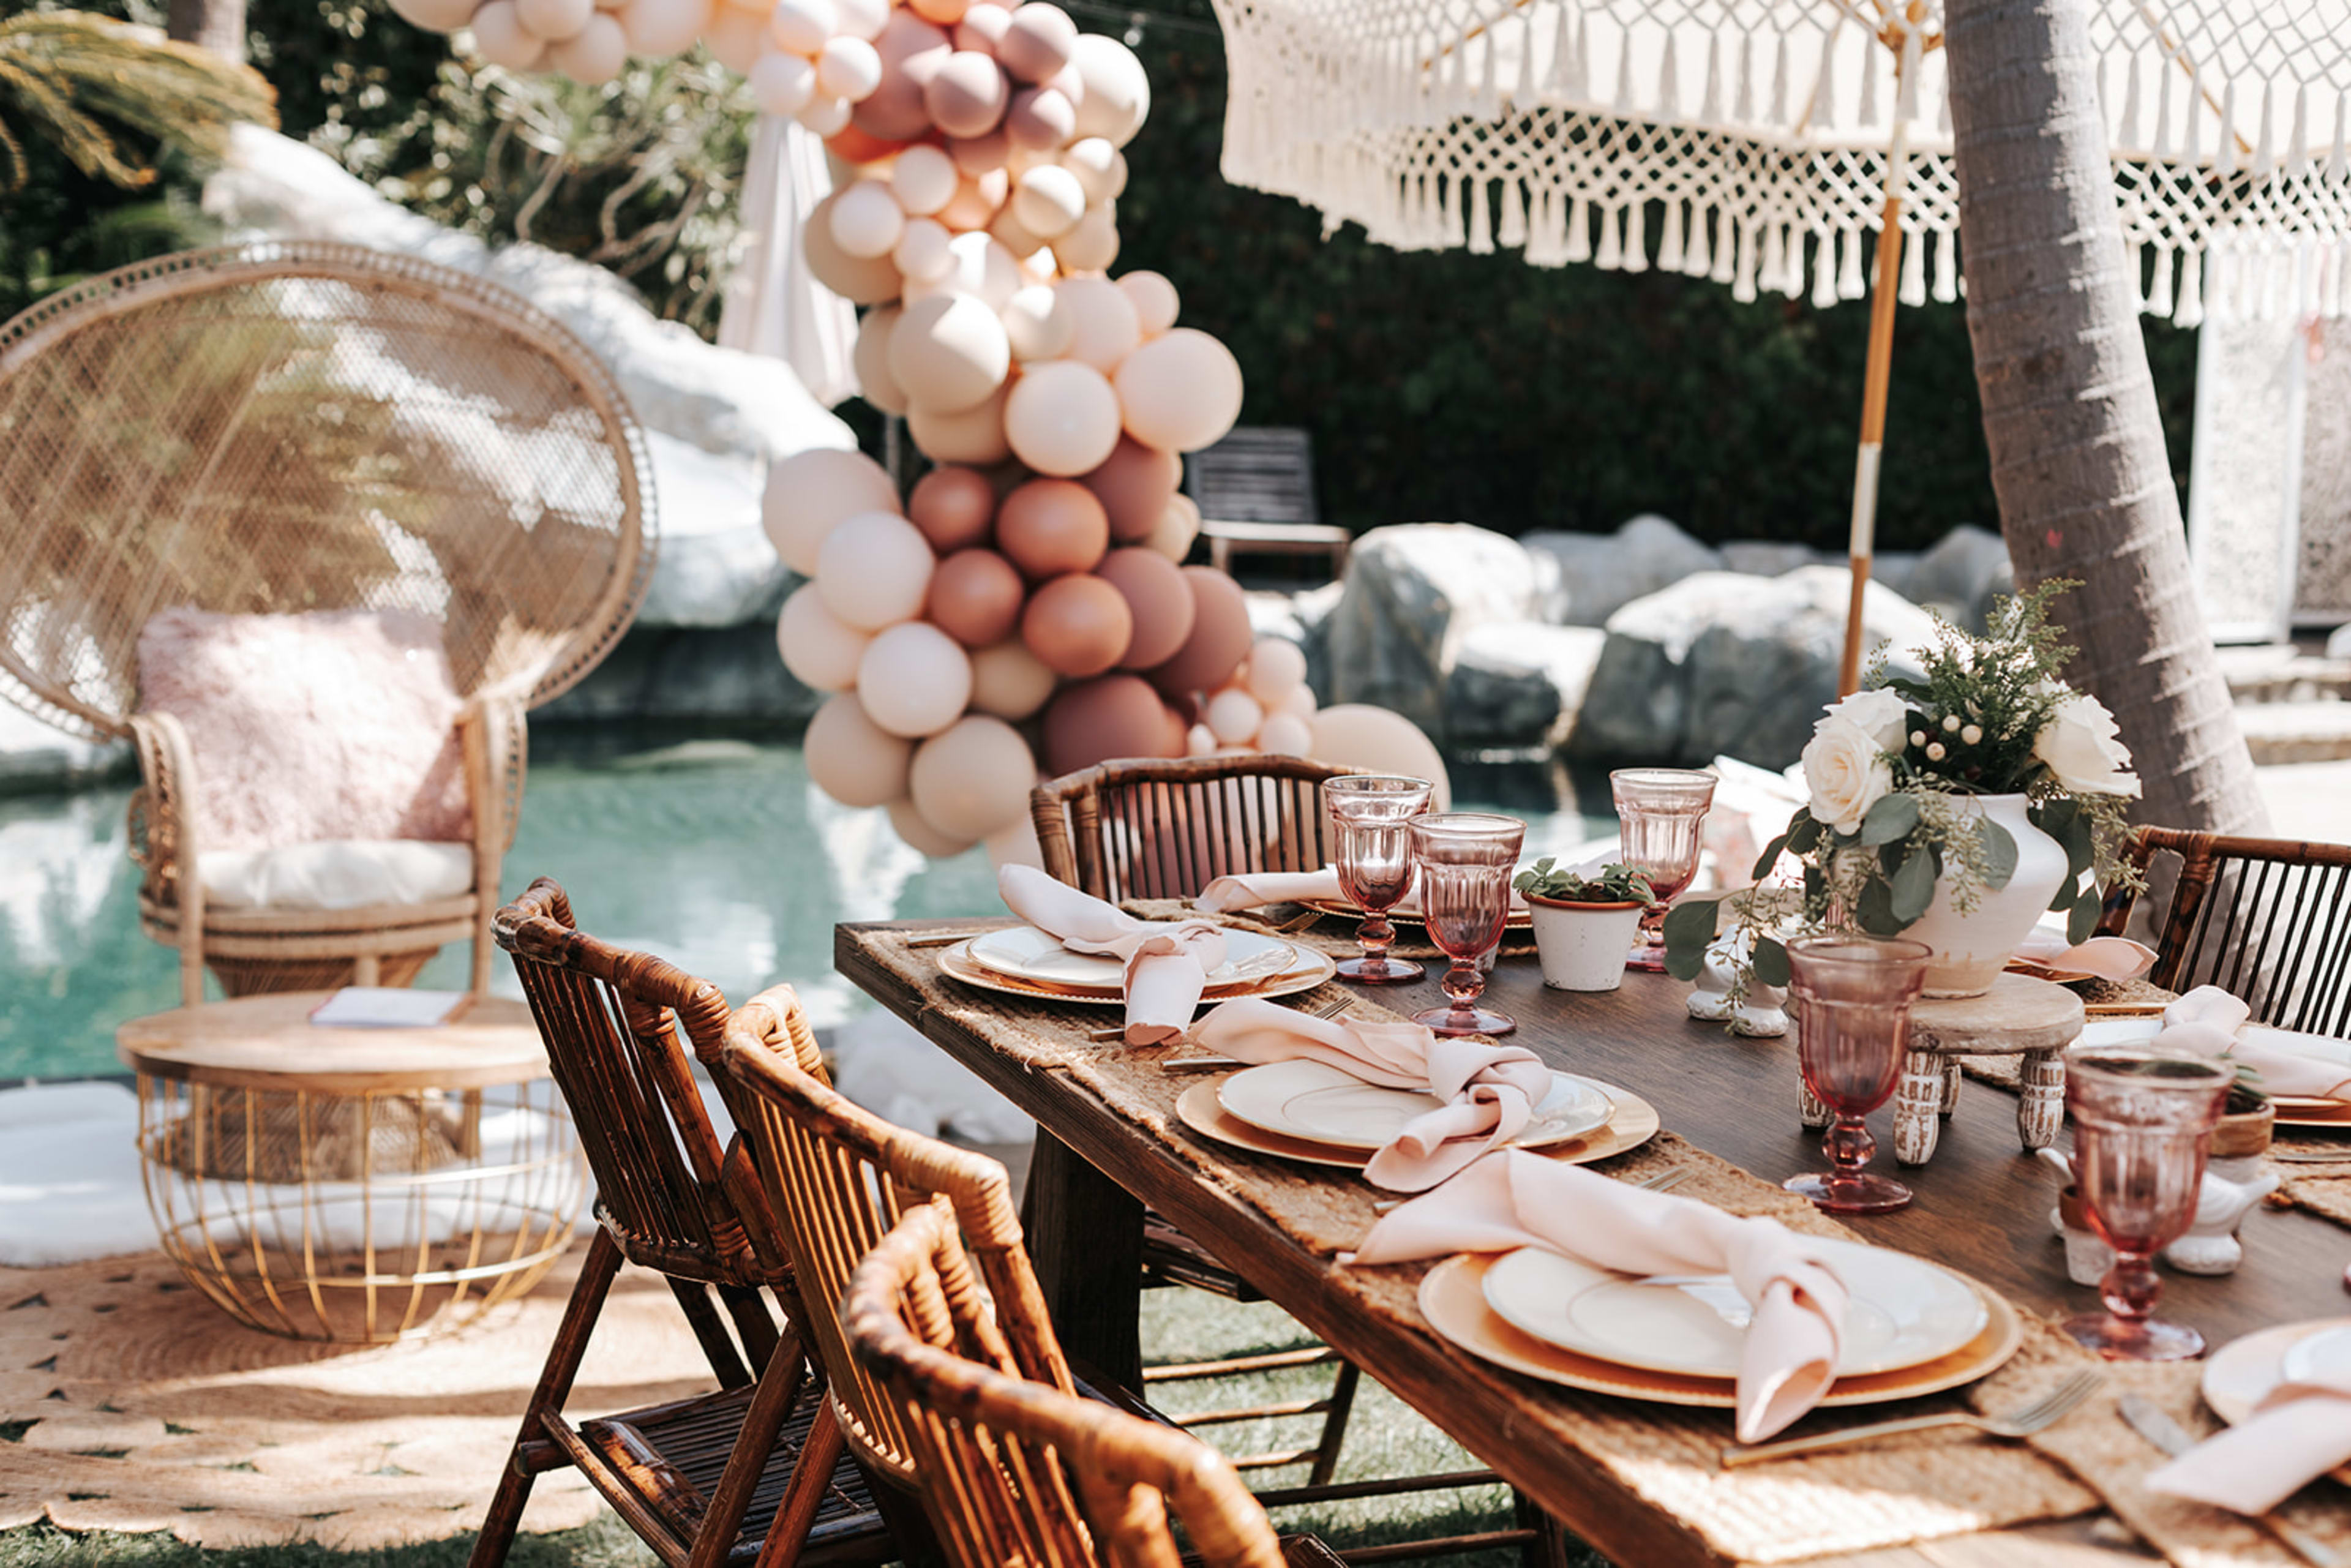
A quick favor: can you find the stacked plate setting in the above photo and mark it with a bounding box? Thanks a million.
[939,925,1338,1004]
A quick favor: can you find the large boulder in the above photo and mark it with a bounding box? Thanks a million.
[1903,525,2014,630]
[541,622,822,725]
[1324,525,1566,737]
[1522,515,1723,627]
[633,434,791,628]
[1569,566,1941,770]
[1445,623,1608,751]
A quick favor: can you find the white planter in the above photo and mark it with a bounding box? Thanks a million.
[1899,793,2071,999]
[1526,897,1646,991]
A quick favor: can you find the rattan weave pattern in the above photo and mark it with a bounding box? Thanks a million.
[0,241,655,742]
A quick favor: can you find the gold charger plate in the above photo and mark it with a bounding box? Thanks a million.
[1300,897,1534,932]
[937,942,1337,1007]
[2270,1097,2351,1128]
[1417,1251,2023,1410]
[1174,1079,1662,1171]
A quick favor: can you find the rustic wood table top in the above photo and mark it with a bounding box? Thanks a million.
[837,918,2351,1568]
[116,991,544,1092]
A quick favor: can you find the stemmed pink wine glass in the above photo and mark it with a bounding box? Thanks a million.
[1321,776,1434,983]
[1407,813,1526,1037]
[1783,936,1931,1215]
[2062,1048,2235,1361]
[1610,768,1717,970]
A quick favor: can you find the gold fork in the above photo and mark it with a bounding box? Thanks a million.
[1719,1368,2104,1468]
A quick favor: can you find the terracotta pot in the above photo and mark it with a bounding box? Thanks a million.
[1524,895,1644,992]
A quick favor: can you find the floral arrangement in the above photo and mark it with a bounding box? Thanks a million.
[1663,580,2144,986]
[1513,860,1656,904]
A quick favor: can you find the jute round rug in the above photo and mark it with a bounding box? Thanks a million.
[0,1246,713,1548]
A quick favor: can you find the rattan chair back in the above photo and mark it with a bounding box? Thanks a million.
[2102,828,2351,1038]
[842,1204,1286,1568]
[0,241,654,740]
[1030,754,1369,902]
[720,1016,1073,1485]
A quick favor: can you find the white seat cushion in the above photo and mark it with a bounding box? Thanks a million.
[198,840,475,911]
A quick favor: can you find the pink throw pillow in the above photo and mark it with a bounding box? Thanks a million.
[137,607,473,852]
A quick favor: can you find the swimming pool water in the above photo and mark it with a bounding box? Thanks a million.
[0,731,1616,1081]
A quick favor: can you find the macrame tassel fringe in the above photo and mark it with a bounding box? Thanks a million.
[2146,244,2175,319]
[1499,178,1528,249]
[2175,247,2205,328]
[1899,224,1927,306]
[1837,228,1864,300]
[1733,218,1758,302]
[1565,197,1592,263]
[1932,228,1959,303]
[1658,200,1685,272]
[1468,178,1495,253]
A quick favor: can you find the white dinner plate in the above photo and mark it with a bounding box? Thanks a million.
[2203,1316,2351,1484]
[1215,1059,1614,1152]
[1480,1236,1987,1379]
[967,925,1296,990]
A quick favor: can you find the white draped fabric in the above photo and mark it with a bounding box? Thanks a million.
[719,116,861,407]
[1212,0,2351,322]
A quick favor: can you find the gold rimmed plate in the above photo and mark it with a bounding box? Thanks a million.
[937,940,1337,1007]
[2270,1097,2351,1128]
[1174,1078,1661,1171]
[1300,897,1534,932]
[2203,1317,2351,1483]
[1417,1252,2023,1411]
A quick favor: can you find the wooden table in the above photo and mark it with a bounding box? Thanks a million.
[839,921,2351,1567]
[118,991,583,1343]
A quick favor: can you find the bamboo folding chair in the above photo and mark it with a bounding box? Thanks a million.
[473,880,896,1568]
[2099,828,2351,1038]
[840,1203,1347,1568]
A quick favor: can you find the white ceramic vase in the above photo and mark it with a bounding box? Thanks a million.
[1526,898,1646,992]
[1899,793,2071,999]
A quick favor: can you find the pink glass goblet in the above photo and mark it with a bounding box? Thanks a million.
[1407,813,1526,1037]
[2061,1048,2235,1361]
[1610,768,1718,972]
[1322,776,1434,983]
[1783,936,1931,1215]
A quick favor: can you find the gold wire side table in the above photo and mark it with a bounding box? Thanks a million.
[116,991,584,1343]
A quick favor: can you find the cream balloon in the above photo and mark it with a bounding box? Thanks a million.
[1051,200,1119,272]
[891,217,956,281]
[750,49,817,116]
[1309,705,1452,809]
[1070,32,1149,144]
[953,0,1009,50]
[767,0,834,52]
[995,1,1076,81]
[702,4,766,70]
[831,0,886,38]
[830,179,906,259]
[1113,328,1243,452]
[1243,637,1306,704]
[549,10,626,77]
[1117,270,1179,336]
[618,0,706,53]
[925,50,1010,138]
[1005,85,1076,149]
[891,143,959,215]
[1278,682,1317,718]
[1001,284,1073,361]
[1062,137,1119,201]
[776,582,872,691]
[906,381,1013,465]
[857,621,975,737]
[804,193,904,302]
[816,35,883,99]
[1003,359,1122,476]
[1185,723,1216,757]
[1146,492,1199,560]
[939,231,1023,308]
[949,131,1011,175]
[986,203,1049,260]
[1010,164,1086,241]
[887,798,977,857]
[888,292,1011,414]
[850,305,906,415]
[984,812,1046,871]
[909,715,1037,839]
[816,512,937,631]
[762,448,901,574]
[468,2,549,69]
[516,0,591,43]
[1204,688,1264,746]
[1256,713,1313,756]
[391,0,480,32]
[1055,274,1139,371]
[937,168,1008,228]
[968,639,1057,719]
[805,693,913,808]
[798,94,853,135]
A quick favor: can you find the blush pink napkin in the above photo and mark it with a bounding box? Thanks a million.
[1197,997,1556,1191]
[2147,1360,2351,1515]
[2008,928,2158,980]
[1193,867,1536,915]
[1347,1149,1850,1442]
[2157,985,2351,1100]
[997,865,1228,1048]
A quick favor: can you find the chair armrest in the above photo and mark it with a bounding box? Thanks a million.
[459,689,530,857]
[127,711,206,1006]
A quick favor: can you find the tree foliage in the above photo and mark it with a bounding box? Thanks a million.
[0,7,274,191]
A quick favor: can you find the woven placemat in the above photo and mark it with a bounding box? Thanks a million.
[0,1247,713,1548]
[1123,898,1541,963]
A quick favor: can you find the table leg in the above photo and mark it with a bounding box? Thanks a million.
[1892,1050,1943,1166]
[2019,1049,2064,1150]
[1798,1082,1830,1129]
[1940,1060,1961,1117]
[1021,1130,1144,1391]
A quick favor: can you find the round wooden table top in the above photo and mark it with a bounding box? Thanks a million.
[1908,972,2085,1056]
[116,992,546,1092]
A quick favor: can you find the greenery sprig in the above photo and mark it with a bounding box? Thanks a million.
[1513,860,1655,905]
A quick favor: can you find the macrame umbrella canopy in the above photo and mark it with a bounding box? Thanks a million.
[1215,0,2351,328]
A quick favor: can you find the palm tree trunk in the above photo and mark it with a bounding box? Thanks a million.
[1944,0,2266,835]
[167,0,246,62]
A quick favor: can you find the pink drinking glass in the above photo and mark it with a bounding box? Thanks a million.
[1407,813,1526,1037]
[1610,768,1717,971]
[2061,1048,2235,1361]
[1322,776,1434,983]
[1783,936,1931,1215]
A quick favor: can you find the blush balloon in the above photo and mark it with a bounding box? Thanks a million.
[969,639,1058,718]
[1244,637,1307,703]
[891,143,959,214]
[1070,31,1149,144]
[805,692,913,808]
[762,448,901,574]
[925,50,1011,138]
[1010,163,1086,239]
[469,1,550,69]
[816,511,937,631]
[1147,492,1200,560]
[1051,200,1120,272]
[938,168,1008,228]
[548,12,627,80]
[909,714,1037,839]
[1256,712,1313,756]
[618,0,706,54]
[854,11,950,138]
[906,380,1013,465]
[799,94,853,135]
[1021,572,1133,677]
[803,191,905,302]
[995,478,1108,580]
[926,547,1027,646]
[1148,566,1252,697]
[953,1,1010,51]
[888,292,1011,413]
[950,131,1011,175]
[1005,86,1077,149]
[817,34,884,99]
[776,581,872,691]
[888,798,976,857]
[1114,327,1244,452]
[516,0,593,43]
[832,0,886,38]
[996,1,1077,82]
[767,0,833,51]
[1002,358,1122,476]
[829,179,906,258]
[702,5,767,70]
[907,464,996,550]
[391,0,480,32]
[1118,269,1180,335]
[1076,435,1180,541]
[1203,688,1264,746]
[1055,274,1140,370]
[1042,673,1179,775]
[1002,284,1074,361]
[907,0,966,23]
[1093,546,1194,669]
[857,620,975,737]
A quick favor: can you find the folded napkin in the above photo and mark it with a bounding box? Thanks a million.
[997,865,1228,1047]
[2009,928,2158,980]
[2157,985,2351,1100]
[2147,1358,2351,1515]
[1348,1149,1849,1442]
[1193,866,1543,915]
[1197,997,1556,1191]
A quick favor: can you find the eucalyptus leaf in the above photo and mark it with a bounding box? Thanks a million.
[1788,815,1824,855]
[1751,833,1791,882]
[1889,846,1938,924]
[2067,888,2100,944]
[1856,876,1903,936]
[1860,792,1921,846]
[2061,816,2094,879]
[2049,875,2084,913]
[1752,937,1792,989]
[1662,899,1720,981]
[2033,797,2080,838]
[1979,817,2018,891]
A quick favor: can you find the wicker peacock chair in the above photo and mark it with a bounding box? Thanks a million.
[0,242,656,1002]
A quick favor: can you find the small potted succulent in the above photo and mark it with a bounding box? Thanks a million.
[1514,860,1656,992]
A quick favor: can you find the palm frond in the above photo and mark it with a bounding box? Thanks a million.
[0,11,276,192]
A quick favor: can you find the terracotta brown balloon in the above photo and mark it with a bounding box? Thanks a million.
[995,478,1109,580]
[1093,547,1194,669]
[1021,571,1132,677]
[907,464,996,550]
[1041,673,1180,775]
[926,547,1026,646]
[1147,565,1252,697]
[1077,435,1182,542]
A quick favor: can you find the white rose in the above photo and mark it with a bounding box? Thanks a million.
[1801,716,1897,835]
[1821,688,1910,752]
[2033,691,2141,798]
